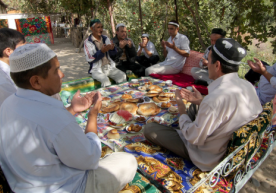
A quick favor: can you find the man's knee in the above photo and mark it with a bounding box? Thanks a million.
[144,123,159,140]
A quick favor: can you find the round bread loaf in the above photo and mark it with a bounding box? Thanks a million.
[161,102,171,108]
[120,102,138,115]
[101,103,120,113]
[152,96,162,103]
[159,92,175,97]
[145,93,159,97]
[121,94,132,100]
[107,129,120,139]
[157,96,170,101]
[148,85,162,92]
[137,103,161,116]
[126,98,144,103]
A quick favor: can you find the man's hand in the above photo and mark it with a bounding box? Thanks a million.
[201,57,208,66]
[139,42,146,48]
[161,40,166,48]
[89,91,102,116]
[165,40,176,50]
[101,44,109,53]
[180,86,203,105]
[70,90,96,114]
[127,40,132,48]
[108,40,115,50]
[247,58,267,75]
[119,40,128,49]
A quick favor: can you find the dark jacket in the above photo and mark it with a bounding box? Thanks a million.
[86,34,117,74]
[111,35,137,63]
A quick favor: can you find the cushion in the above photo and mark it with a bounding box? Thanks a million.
[150,73,208,95]
[182,50,204,76]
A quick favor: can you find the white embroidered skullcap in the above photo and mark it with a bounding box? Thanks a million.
[116,23,126,30]
[10,43,56,73]
[141,33,149,38]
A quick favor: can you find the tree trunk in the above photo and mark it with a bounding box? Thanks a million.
[108,0,116,37]
[182,0,206,50]
[174,0,178,23]
[138,0,143,34]
[160,3,168,42]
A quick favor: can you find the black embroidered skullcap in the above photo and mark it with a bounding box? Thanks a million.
[211,28,226,37]
[212,38,246,66]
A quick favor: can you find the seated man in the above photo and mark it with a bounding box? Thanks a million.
[84,19,126,87]
[247,58,276,105]
[0,28,25,106]
[145,20,190,76]
[136,33,159,68]
[111,23,146,77]
[0,43,137,193]
[144,38,262,171]
[191,28,226,86]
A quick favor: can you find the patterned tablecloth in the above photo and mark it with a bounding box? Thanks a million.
[60,77,184,152]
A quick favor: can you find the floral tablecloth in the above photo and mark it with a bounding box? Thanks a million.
[60,77,183,151]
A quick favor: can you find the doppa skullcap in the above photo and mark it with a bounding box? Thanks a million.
[10,43,56,73]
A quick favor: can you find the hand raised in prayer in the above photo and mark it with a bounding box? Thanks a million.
[175,89,187,114]
[70,90,96,113]
[180,86,203,105]
[127,40,132,48]
[119,40,128,49]
[165,40,176,50]
[89,91,102,115]
[139,42,146,48]
[201,57,208,66]
[247,58,267,75]
[108,40,115,50]
[101,44,109,53]
[161,40,166,48]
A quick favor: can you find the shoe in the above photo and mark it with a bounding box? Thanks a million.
[194,79,208,86]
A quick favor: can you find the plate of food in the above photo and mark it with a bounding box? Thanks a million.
[129,82,140,88]
[138,86,147,91]
[109,110,133,129]
[146,117,162,124]
[126,123,143,133]
[168,106,179,114]
[157,102,172,108]
[135,115,147,122]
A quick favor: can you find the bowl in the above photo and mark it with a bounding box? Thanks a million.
[126,123,143,133]
[186,86,193,92]
[166,80,173,86]
[131,79,139,83]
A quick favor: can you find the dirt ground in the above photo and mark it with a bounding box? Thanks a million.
[51,37,276,193]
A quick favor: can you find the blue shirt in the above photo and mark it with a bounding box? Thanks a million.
[0,88,101,193]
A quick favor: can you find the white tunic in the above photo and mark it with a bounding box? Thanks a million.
[159,33,190,71]
[177,73,262,171]
[137,41,159,58]
[0,60,17,107]
[0,88,102,193]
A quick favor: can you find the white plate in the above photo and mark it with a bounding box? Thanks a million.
[108,112,133,130]
[168,108,179,114]
[137,86,147,92]
[146,117,161,124]
[157,102,172,109]
[125,124,143,133]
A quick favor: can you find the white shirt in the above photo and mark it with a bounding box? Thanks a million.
[159,33,190,71]
[137,41,159,58]
[177,73,262,171]
[0,88,101,193]
[256,63,276,105]
[0,60,17,107]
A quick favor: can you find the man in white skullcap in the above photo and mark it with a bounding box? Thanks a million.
[145,20,190,76]
[144,38,262,171]
[111,23,146,77]
[84,19,127,87]
[0,43,137,193]
[0,28,25,107]
[136,33,159,68]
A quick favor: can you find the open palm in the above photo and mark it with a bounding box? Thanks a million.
[180,86,203,105]
[71,90,96,113]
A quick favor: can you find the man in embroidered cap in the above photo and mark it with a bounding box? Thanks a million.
[110,23,146,77]
[0,43,137,193]
[191,28,226,86]
[136,33,159,68]
[144,38,262,171]
[84,19,126,87]
[145,20,190,76]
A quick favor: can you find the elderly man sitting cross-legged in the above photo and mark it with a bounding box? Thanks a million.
[144,38,262,171]
[0,43,137,193]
